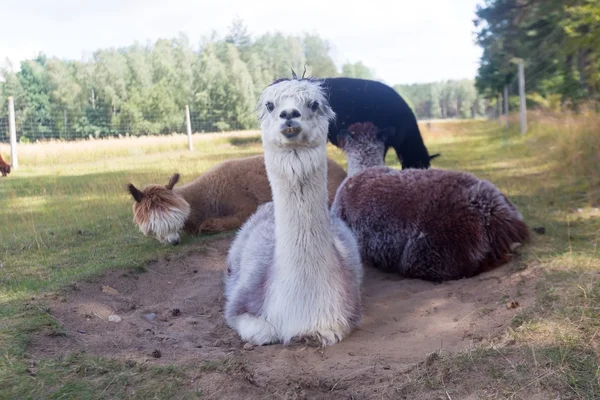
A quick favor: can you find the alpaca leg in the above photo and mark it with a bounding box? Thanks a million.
[296,327,347,348]
[230,314,279,345]
[199,211,253,233]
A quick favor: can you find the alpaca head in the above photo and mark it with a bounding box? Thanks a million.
[127,173,191,245]
[258,76,335,150]
[337,122,394,171]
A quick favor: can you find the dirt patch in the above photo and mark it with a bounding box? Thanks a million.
[30,237,539,398]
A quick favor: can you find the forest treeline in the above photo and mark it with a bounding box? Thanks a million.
[2,1,599,141]
[395,80,487,120]
[0,20,489,141]
[474,0,599,110]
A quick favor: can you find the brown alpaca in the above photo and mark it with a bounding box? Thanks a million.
[0,154,10,177]
[127,154,348,245]
[331,121,531,282]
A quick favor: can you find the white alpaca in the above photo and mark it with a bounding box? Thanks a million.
[224,77,364,347]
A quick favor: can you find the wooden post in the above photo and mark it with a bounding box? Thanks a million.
[503,85,509,129]
[64,109,68,139]
[185,105,193,151]
[497,93,502,119]
[518,59,527,134]
[8,96,18,170]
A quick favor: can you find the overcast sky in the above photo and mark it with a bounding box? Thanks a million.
[0,0,484,86]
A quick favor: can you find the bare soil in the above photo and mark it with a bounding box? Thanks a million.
[30,236,539,399]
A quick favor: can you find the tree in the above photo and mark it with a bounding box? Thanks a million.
[46,58,83,138]
[394,80,485,120]
[0,60,25,141]
[251,33,306,81]
[0,19,399,138]
[224,44,257,129]
[341,61,375,80]
[225,18,252,60]
[193,42,231,131]
[303,34,338,78]
[17,55,53,139]
[473,0,600,109]
[429,83,442,119]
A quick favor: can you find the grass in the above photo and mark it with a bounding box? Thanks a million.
[1,114,599,398]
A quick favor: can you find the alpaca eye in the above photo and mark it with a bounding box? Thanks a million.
[309,100,319,112]
[266,102,275,112]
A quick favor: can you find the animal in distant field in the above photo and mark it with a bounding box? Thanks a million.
[331,121,530,282]
[320,76,439,169]
[127,154,347,245]
[0,154,10,177]
[224,76,364,348]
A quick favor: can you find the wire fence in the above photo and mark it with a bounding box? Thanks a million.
[0,101,506,144]
[1,69,589,170]
[0,106,252,143]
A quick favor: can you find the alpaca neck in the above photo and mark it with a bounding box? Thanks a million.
[174,185,205,229]
[265,147,334,273]
[347,149,385,177]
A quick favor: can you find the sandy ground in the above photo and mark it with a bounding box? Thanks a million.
[30,236,538,399]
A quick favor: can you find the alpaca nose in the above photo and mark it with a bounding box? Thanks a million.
[167,235,181,245]
[280,108,301,120]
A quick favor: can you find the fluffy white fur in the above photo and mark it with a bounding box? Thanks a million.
[141,206,190,244]
[224,78,364,347]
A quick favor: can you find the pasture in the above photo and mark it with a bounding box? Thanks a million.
[1,115,599,399]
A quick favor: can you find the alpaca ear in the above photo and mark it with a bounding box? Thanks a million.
[166,173,180,190]
[377,127,395,141]
[291,69,298,80]
[127,183,144,203]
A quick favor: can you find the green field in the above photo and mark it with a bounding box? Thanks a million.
[1,115,599,398]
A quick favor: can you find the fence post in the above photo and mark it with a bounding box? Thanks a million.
[185,105,193,151]
[503,85,509,129]
[8,96,18,170]
[64,109,68,139]
[518,59,527,134]
[497,93,502,120]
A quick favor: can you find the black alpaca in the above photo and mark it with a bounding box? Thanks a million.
[321,77,439,169]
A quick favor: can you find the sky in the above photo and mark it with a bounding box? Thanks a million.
[0,0,484,86]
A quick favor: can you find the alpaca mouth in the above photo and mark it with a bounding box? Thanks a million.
[281,126,302,138]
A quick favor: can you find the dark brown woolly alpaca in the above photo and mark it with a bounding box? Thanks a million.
[331,122,530,282]
[0,154,10,177]
[127,154,348,245]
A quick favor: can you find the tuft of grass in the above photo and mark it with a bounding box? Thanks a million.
[525,110,600,206]
[395,344,598,399]
[1,351,246,399]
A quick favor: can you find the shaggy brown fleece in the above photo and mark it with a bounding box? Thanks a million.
[332,167,530,281]
[128,155,348,241]
[332,166,531,282]
[332,121,530,282]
